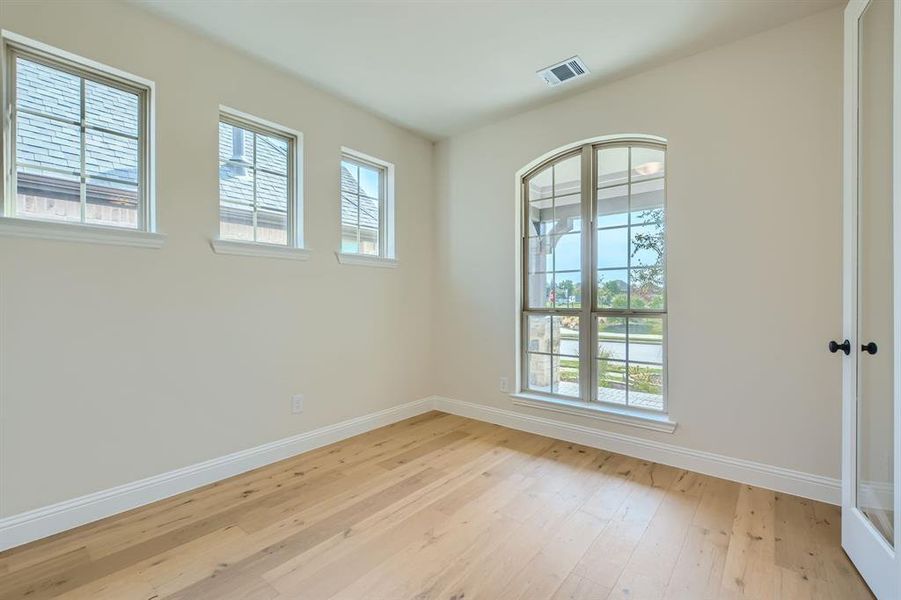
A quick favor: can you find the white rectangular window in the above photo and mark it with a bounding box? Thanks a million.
[339,148,395,261]
[3,34,154,231]
[218,109,300,247]
[522,140,667,414]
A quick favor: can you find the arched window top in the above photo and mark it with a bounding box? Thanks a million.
[517,134,666,182]
[518,136,669,420]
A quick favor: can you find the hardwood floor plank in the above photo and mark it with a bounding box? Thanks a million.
[570,460,679,591]
[720,485,777,599]
[551,572,613,600]
[501,508,608,600]
[663,524,730,600]
[0,414,874,600]
[604,468,706,598]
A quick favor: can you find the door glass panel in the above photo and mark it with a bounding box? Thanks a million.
[857,0,895,547]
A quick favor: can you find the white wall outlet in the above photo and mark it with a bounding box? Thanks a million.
[499,377,509,393]
[291,394,304,414]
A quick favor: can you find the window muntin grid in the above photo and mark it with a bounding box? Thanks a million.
[340,155,386,257]
[218,116,294,246]
[521,141,667,412]
[9,51,149,230]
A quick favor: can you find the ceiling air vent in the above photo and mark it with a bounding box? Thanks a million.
[537,56,589,87]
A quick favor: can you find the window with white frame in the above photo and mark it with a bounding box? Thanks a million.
[218,111,299,246]
[340,150,394,258]
[522,140,667,412]
[4,35,153,230]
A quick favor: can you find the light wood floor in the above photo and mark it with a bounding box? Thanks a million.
[0,412,874,600]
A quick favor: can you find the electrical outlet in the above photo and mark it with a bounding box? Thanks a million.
[291,394,304,414]
[499,377,509,393]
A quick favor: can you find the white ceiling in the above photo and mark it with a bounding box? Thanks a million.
[131,0,842,139]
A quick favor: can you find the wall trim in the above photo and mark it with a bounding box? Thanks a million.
[431,396,841,505]
[210,238,312,261]
[0,397,433,552]
[0,217,166,249]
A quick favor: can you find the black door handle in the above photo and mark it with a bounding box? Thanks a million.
[862,342,878,355]
[829,339,851,355]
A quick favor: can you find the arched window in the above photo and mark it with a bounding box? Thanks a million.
[520,138,667,413]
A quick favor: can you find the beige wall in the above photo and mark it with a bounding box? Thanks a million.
[433,8,844,479]
[0,0,435,516]
[0,1,847,519]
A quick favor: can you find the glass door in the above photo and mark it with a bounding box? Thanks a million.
[841,1,901,597]
[858,0,895,548]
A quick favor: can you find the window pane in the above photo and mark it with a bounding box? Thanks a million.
[257,171,289,214]
[257,133,288,175]
[554,273,580,308]
[597,185,628,228]
[628,317,664,365]
[528,198,554,236]
[597,269,629,309]
[597,227,628,269]
[628,363,663,410]
[553,356,580,397]
[220,205,254,242]
[597,317,627,360]
[341,161,358,193]
[342,225,360,253]
[219,122,254,174]
[341,191,359,228]
[85,80,139,137]
[358,194,380,255]
[16,113,80,173]
[553,155,581,196]
[553,233,581,272]
[528,165,553,200]
[527,315,551,353]
[86,178,138,228]
[554,193,582,233]
[527,272,554,308]
[219,161,254,241]
[630,179,664,219]
[553,316,579,356]
[359,165,381,198]
[256,209,288,245]
[16,57,80,121]
[527,353,551,393]
[630,267,665,310]
[16,166,81,222]
[598,360,627,405]
[630,224,663,268]
[359,227,380,256]
[527,236,553,273]
[86,130,138,183]
[631,147,665,182]
[597,147,629,188]
[359,195,380,232]
[219,169,254,209]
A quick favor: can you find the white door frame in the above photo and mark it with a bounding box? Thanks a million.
[842,1,901,597]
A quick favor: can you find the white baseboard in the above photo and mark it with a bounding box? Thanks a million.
[431,396,841,506]
[0,394,842,553]
[0,397,434,552]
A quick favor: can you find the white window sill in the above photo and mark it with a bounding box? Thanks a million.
[0,217,165,249]
[211,238,311,261]
[510,393,677,433]
[335,251,398,268]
